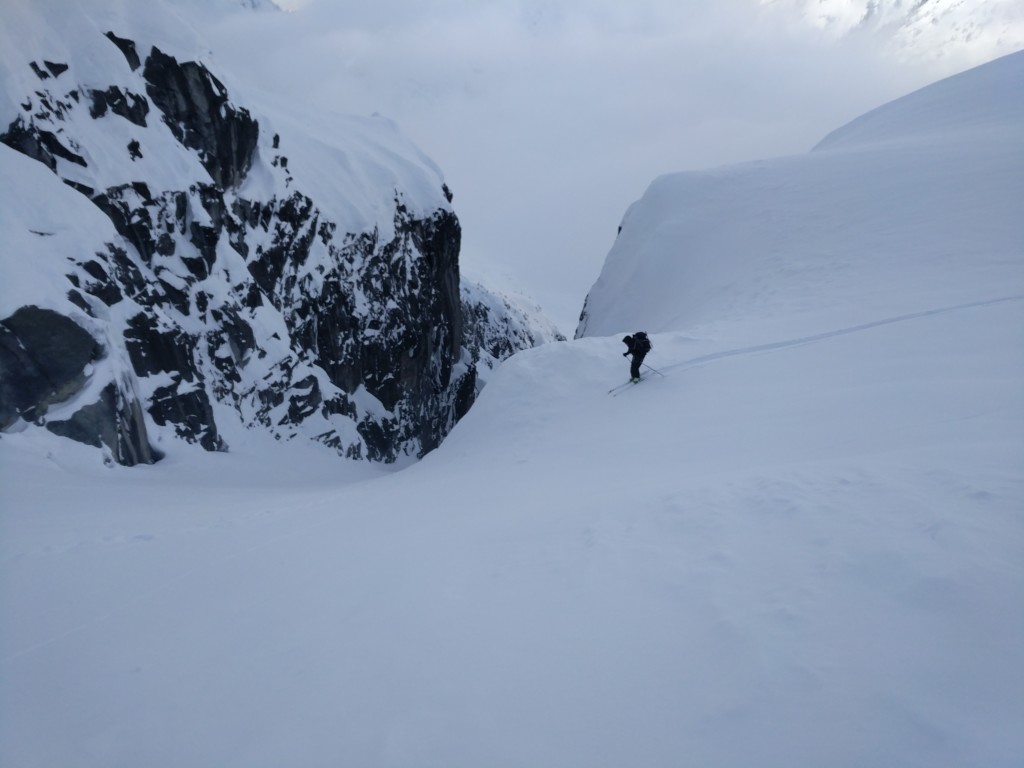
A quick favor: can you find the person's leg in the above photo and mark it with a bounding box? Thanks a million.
[630,354,647,380]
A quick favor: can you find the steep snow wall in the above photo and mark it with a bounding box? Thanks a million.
[576,51,1024,341]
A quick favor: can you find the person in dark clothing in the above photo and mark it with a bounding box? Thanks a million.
[622,332,651,382]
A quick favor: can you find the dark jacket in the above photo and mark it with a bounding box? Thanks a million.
[622,333,650,357]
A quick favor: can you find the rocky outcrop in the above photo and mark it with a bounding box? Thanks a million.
[1,12,562,466]
[0,306,101,428]
[0,305,155,465]
[0,29,481,464]
[46,381,158,467]
[143,47,258,189]
[461,280,565,389]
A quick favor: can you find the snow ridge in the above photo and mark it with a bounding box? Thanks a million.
[577,51,1024,340]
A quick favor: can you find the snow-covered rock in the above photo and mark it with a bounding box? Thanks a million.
[461,280,565,390]
[0,0,550,465]
[762,0,1024,65]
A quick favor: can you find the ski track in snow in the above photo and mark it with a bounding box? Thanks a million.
[662,294,1024,375]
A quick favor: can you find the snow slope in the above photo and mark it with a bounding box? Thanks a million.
[577,50,1024,343]
[2,49,1023,768]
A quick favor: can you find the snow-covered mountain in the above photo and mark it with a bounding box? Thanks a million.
[0,0,555,465]
[1,35,1022,768]
[763,0,1024,65]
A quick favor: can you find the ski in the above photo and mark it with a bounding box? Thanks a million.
[608,372,648,395]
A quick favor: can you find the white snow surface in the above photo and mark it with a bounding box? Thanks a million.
[0,145,118,319]
[2,48,1023,768]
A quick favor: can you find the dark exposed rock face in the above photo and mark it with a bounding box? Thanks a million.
[46,382,159,466]
[89,86,149,126]
[105,31,141,71]
[0,306,100,428]
[0,306,156,465]
[230,189,473,460]
[143,47,258,189]
[2,116,87,173]
[1,33,509,465]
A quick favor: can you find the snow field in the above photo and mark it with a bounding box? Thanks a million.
[3,291,1022,766]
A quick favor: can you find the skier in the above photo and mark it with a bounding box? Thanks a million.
[622,332,651,382]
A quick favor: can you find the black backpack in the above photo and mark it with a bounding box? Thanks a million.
[633,331,652,355]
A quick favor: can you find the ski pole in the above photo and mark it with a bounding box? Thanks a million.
[643,363,666,377]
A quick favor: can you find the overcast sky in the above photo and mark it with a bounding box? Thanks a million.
[215,0,1023,333]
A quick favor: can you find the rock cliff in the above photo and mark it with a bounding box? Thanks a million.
[1,9,481,464]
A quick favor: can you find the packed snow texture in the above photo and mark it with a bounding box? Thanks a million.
[2,47,1023,768]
